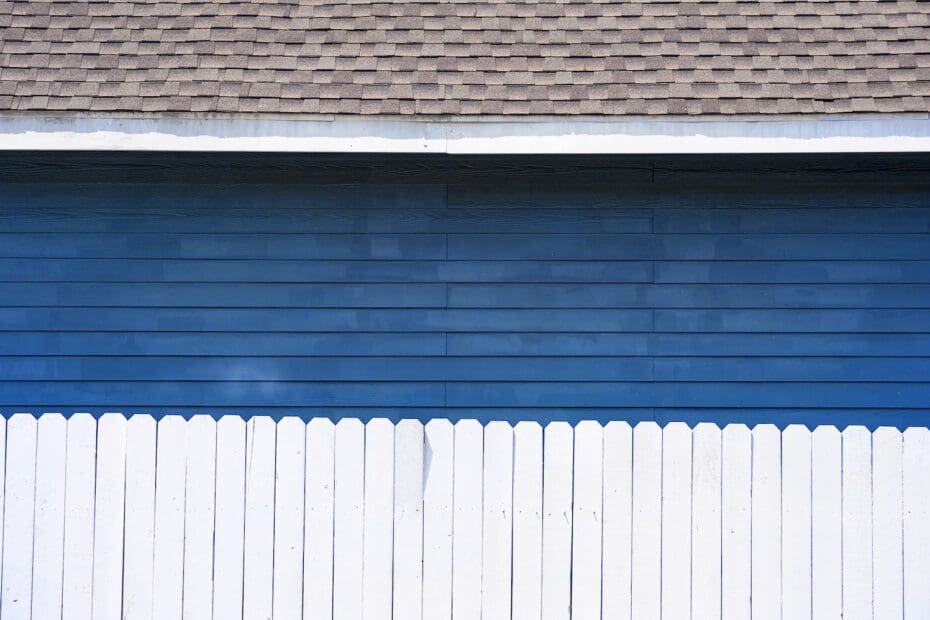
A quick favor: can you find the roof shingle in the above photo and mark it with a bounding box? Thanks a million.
[1,0,929,115]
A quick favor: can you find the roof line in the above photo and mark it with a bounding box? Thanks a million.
[2,113,929,154]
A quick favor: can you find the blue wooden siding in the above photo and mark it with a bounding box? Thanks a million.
[0,153,928,427]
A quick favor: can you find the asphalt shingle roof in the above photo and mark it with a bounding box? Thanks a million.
[1,0,929,115]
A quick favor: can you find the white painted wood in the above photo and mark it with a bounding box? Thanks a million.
[305,417,336,620]
[0,418,5,613]
[631,421,662,620]
[541,422,573,620]
[2,414,37,620]
[512,421,543,620]
[153,416,187,620]
[214,415,247,620]
[183,415,217,620]
[751,424,781,620]
[7,114,930,154]
[452,419,483,620]
[333,418,365,620]
[903,427,930,619]
[661,422,692,620]
[244,416,277,620]
[362,418,395,620]
[781,425,812,620]
[422,419,454,620]
[122,415,157,620]
[273,417,306,620]
[721,425,751,620]
[31,413,68,620]
[842,426,873,620]
[602,421,633,620]
[812,426,842,620]
[691,423,722,620]
[392,419,424,620]
[482,421,514,620]
[92,414,128,620]
[62,413,97,620]
[571,421,603,620]
[872,427,903,620]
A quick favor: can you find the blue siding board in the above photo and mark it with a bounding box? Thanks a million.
[1,153,929,426]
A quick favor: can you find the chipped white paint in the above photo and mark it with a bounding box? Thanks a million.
[2,114,930,153]
[1,414,925,619]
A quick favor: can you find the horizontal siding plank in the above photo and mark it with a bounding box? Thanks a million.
[0,207,652,234]
[0,308,653,332]
[447,283,930,309]
[443,382,930,408]
[0,357,654,381]
[0,233,446,259]
[1,182,447,212]
[655,309,930,332]
[0,283,446,307]
[0,259,655,284]
[654,261,930,284]
[653,207,930,234]
[654,357,930,382]
[0,332,446,356]
[0,382,446,407]
[447,234,930,261]
[447,333,930,357]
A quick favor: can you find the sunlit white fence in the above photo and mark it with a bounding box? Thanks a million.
[0,413,928,620]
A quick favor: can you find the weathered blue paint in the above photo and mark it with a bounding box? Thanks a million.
[0,153,928,428]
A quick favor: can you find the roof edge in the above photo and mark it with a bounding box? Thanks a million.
[2,113,929,154]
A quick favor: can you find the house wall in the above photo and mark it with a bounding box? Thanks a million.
[0,152,928,426]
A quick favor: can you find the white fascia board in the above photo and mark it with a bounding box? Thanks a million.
[1,113,929,153]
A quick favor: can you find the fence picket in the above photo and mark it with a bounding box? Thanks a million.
[721,425,751,620]
[661,422,691,620]
[153,416,186,620]
[483,421,514,620]
[872,427,903,620]
[632,421,662,620]
[2,414,37,620]
[842,426,873,620]
[333,418,365,620]
[422,419,454,620]
[812,426,842,620]
[243,416,276,620]
[363,418,395,620]
[123,415,157,620]
[305,417,336,620]
[184,415,217,620]
[541,422,573,620]
[751,424,781,620]
[781,425,812,620]
[274,417,306,619]
[214,416,246,620]
[903,427,930,618]
[92,414,128,620]
[62,414,97,620]
[512,421,543,620]
[602,421,633,620]
[31,413,67,619]
[393,419,424,620]
[452,419,484,620]
[691,423,721,620]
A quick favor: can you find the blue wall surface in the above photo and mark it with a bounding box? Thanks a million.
[1,153,928,427]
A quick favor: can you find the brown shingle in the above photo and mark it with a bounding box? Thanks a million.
[2,0,929,115]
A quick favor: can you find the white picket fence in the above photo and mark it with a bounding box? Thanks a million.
[0,414,928,620]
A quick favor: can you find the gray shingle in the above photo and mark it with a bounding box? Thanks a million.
[1,0,928,115]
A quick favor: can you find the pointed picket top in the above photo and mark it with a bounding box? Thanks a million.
[604,420,632,432]
[336,417,364,433]
[307,416,335,433]
[514,420,542,435]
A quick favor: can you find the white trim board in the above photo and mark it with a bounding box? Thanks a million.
[1,114,929,154]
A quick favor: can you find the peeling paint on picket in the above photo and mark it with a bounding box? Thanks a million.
[1,413,928,620]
